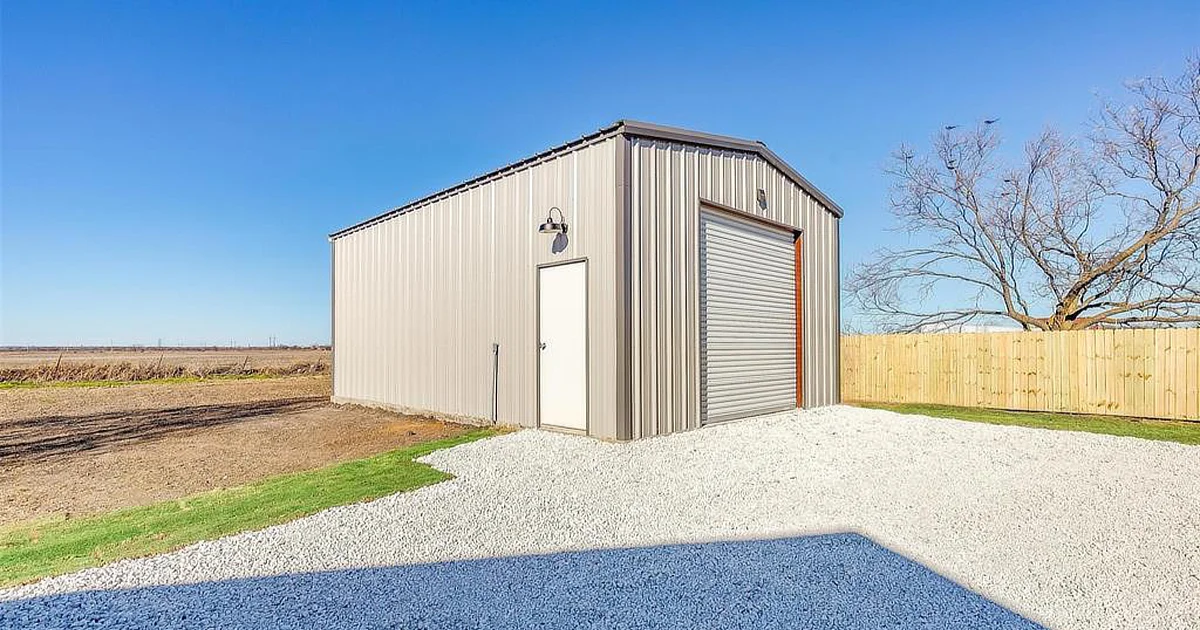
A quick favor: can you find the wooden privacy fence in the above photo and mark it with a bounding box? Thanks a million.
[841,329,1200,421]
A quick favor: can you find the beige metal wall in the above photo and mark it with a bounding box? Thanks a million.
[627,137,841,438]
[332,137,620,439]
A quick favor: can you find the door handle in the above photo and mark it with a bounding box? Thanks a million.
[540,342,547,350]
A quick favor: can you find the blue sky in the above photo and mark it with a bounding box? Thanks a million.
[2,1,1197,345]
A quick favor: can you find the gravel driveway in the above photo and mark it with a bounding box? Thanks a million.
[3,406,1198,629]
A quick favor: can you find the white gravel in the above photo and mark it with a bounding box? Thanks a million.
[3,405,1199,629]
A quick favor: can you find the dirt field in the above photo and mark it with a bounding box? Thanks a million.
[0,376,477,525]
[0,347,329,370]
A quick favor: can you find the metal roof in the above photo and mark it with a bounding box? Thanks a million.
[329,119,843,240]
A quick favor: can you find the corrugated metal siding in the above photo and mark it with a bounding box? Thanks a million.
[699,210,797,424]
[628,137,841,438]
[332,137,620,439]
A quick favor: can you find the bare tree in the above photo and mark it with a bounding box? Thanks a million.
[849,57,1200,332]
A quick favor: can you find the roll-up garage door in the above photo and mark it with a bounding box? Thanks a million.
[700,209,797,425]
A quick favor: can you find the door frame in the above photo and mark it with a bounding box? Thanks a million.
[794,232,804,408]
[696,199,804,424]
[535,257,590,435]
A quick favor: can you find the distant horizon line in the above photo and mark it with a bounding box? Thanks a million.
[0,344,332,351]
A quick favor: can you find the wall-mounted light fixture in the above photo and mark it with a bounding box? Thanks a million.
[538,206,569,235]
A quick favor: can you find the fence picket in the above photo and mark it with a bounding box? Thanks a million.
[841,329,1199,421]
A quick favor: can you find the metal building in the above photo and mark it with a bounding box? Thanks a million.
[330,120,842,440]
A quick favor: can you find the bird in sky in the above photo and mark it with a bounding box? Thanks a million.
[944,124,959,130]
[984,118,1001,124]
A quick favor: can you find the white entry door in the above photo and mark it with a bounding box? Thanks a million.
[538,260,588,431]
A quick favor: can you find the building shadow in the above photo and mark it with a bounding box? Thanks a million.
[0,533,1042,629]
[0,397,327,465]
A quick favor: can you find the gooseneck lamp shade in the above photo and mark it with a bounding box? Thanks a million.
[538,206,568,234]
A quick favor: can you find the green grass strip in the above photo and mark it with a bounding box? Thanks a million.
[852,402,1200,445]
[0,428,496,587]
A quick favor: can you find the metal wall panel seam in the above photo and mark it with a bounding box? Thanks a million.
[615,134,633,440]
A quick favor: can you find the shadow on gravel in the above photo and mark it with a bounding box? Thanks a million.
[0,397,327,465]
[0,533,1042,629]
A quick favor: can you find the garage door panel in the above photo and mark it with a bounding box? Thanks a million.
[702,276,793,296]
[702,374,796,389]
[700,209,797,425]
[703,293,794,307]
[704,357,797,371]
[703,222,793,250]
[702,259,793,279]
[703,253,793,274]
[703,329,798,341]
[703,292,794,308]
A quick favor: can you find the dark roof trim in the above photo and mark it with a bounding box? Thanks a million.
[330,119,842,240]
